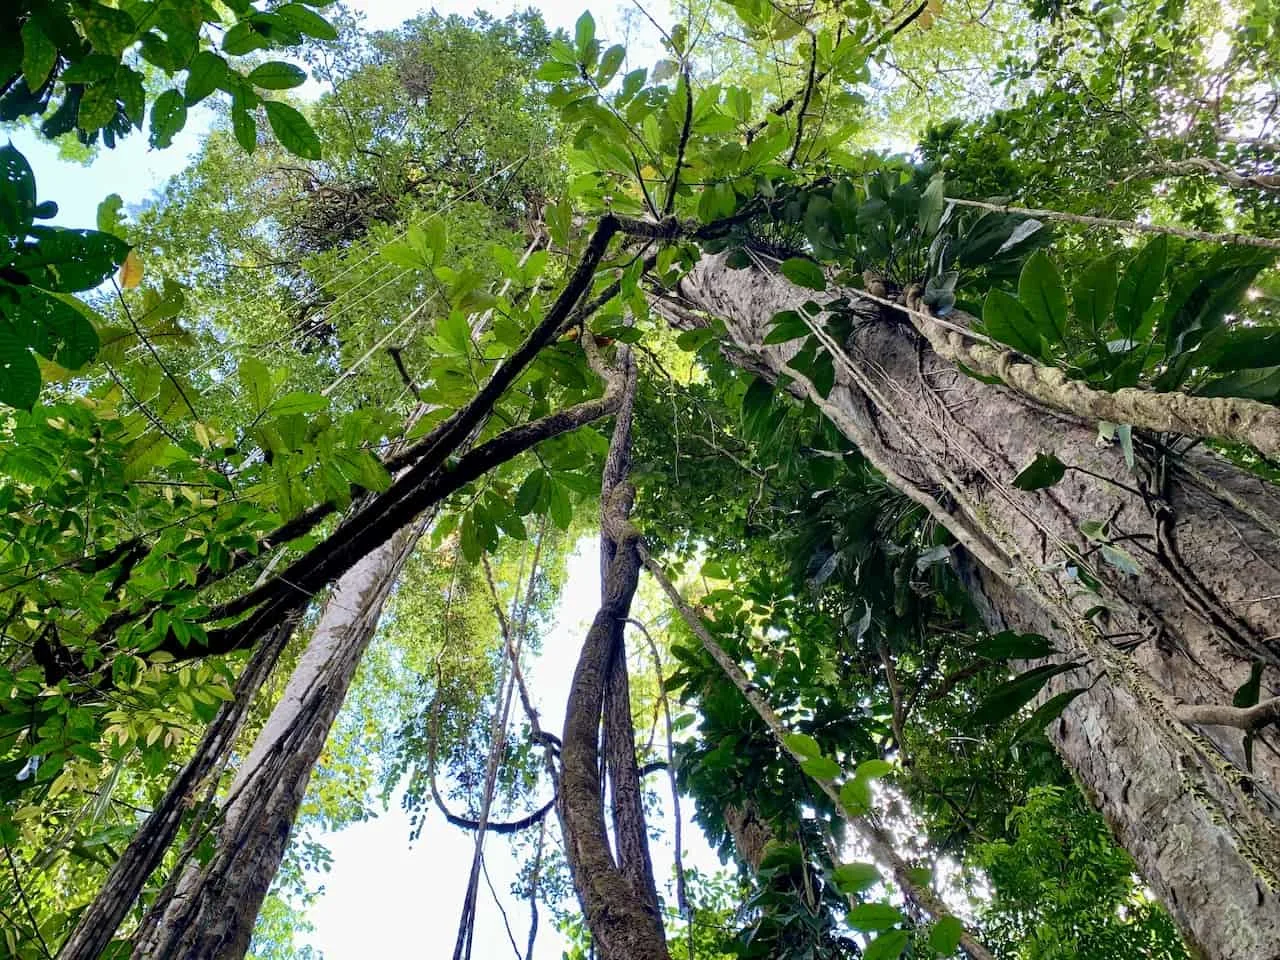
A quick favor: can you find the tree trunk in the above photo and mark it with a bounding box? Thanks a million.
[666,253,1280,960]
[130,522,423,960]
[56,618,298,960]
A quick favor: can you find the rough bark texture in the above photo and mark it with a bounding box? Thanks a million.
[668,252,1280,960]
[600,347,663,924]
[130,524,422,960]
[559,483,671,960]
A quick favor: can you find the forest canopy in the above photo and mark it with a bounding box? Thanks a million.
[1,0,1279,958]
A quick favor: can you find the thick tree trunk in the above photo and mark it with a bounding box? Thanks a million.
[130,523,422,960]
[667,253,1280,960]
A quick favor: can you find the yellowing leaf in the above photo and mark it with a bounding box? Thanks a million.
[918,0,942,28]
[120,249,144,289]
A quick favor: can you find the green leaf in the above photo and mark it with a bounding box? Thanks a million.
[0,324,40,409]
[264,101,321,160]
[983,288,1042,357]
[972,661,1082,726]
[920,175,945,238]
[575,11,596,59]
[833,862,881,894]
[1012,452,1066,491]
[77,82,118,133]
[928,916,965,955]
[864,929,910,960]
[976,630,1054,660]
[780,258,826,291]
[269,391,327,416]
[1198,326,1280,372]
[275,3,339,40]
[238,356,275,413]
[149,90,188,149]
[548,478,573,530]
[185,52,230,105]
[1114,235,1166,337]
[248,61,307,90]
[0,143,37,235]
[1073,255,1118,339]
[21,19,57,90]
[231,99,258,152]
[96,194,125,238]
[597,44,625,86]
[765,310,811,344]
[1018,251,1068,345]
[855,758,893,781]
[847,903,905,932]
[840,776,871,814]
[222,21,269,56]
[1011,687,1087,744]
[1197,366,1280,402]
[783,733,822,759]
[515,470,547,515]
[13,227,128,292]
[800,755,842,780]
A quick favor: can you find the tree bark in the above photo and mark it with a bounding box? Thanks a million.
[559,344,669,960]
[129,522,423,960]
[665,252,1280,960]
[55,618,298,960]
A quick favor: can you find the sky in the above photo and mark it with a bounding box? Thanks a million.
[7,3,712,956]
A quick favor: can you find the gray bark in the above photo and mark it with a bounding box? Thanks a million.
[130,524,422,960]
[667,253,1280,960]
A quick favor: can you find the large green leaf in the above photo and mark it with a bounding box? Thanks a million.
[0,323,40,409]
[247,61,307,90]
[12,227,128,292]
[780,258,827,291]
[1012,451,1066,491]
[1072,255,1118,339]
[275,3,339,41]
[847,903,905,932]
[0,143,37,235]
[1197,366,1280,402]
[983,288,1042,357]
[264,101,322,160]
[185,51,230,105]
[149,89,189,149]
[972,661,1082,726]
[1011,687,1087,743]
[864,930,909,960]
[1113,235,1166,338]
[1018,250,1068,345]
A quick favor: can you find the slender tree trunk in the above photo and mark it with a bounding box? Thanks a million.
[129,522,423,960]
[559,348,670,960]
[55,618,298,960]
[664,253,1280,960]
[600,347,663,924]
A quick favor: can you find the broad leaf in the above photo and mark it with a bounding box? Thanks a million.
[847,903,904,932]
[972,661,1082,726]
[983,288,1042,357]
[1018,251,1068,344]
[264,101,322,160]
[1114,235,1166,337]
[1011,687,1087,743]
[1012,452,1066,491]
[780,258,826,291]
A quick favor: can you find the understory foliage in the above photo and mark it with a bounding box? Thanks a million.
[1,0,1278,957]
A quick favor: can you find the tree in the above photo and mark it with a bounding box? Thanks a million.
[4,1,1280,958]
